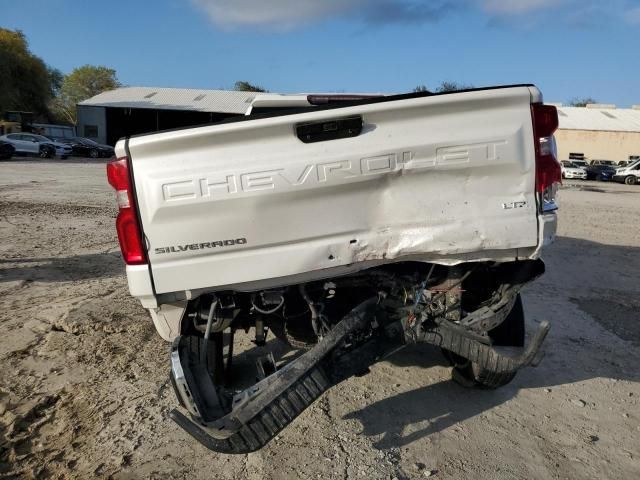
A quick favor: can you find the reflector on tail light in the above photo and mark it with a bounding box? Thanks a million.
[531,103,561,211]
[107,157,146,265]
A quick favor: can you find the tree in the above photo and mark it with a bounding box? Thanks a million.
[568,97,597,107]
[51,65,120,124]
[47,67,64,97]
[435,81,474,93]
[234,80,267,92]
[0,28,53,118]
[412,81,474,94]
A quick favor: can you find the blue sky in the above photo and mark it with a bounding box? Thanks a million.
[2,0,640,106]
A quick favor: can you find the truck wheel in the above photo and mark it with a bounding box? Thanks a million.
[444,294,525,389]
[625,176,637,186]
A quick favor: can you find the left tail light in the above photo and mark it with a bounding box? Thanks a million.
[107,157,147,265]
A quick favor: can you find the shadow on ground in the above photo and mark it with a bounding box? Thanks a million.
[0,252,123,283]
[343,236,640,449]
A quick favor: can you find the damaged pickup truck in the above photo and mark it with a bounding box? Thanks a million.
[107,85,560,453]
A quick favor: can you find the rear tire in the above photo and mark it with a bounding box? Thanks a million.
[625,176,637,186]
[445,294,525,389]
[90,149,99,158]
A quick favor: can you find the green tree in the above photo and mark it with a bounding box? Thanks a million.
[568,97,597,107]
[435,81,474,93]
[47,66,64,97]
[234,80,267,92]
[51,65,120,124]
[0,28,53,118]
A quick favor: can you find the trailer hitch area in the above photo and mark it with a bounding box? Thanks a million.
[169,297,400,454]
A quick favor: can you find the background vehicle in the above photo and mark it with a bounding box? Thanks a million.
[590,160,617,167]
[613,158,640,185]
[586,164,616,181]
[570,159,589,169]
[0,133,57,158]
[24,134,73,158]
[0,140,15,159]
[0,133,71,159]
[108,85,558,453]
[59,136,115,158]
[561,160,587,179]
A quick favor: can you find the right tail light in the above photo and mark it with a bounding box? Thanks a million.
[531,103,560,212]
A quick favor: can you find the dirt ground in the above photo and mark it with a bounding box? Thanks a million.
[1,159,639,480]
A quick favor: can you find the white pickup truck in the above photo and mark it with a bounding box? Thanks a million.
[107,85,560,453]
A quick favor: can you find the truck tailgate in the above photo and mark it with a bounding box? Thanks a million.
[123,86,539,294]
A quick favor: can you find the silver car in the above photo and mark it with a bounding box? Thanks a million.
[0,133,72,159]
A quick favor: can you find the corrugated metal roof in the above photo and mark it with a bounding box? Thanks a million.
[557,106,640,133]
[79,87,263,114]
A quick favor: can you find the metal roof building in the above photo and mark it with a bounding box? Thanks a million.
[556,105,640,133]
[553,104,640,162]
[77,87,265,146]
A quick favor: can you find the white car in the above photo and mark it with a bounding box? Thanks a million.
[561,160,587,179]
[0,133,72,159]
[569,159,589,169]
[613,158,640,185]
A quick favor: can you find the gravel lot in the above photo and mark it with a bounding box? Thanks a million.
[1,159,639,479]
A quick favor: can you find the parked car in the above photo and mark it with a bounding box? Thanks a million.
[561,161,587,179]
[107,85,558,453]
[590,159,617,167]
[586,164,616,181]
[570,159,589,169]
[618,161,631,167]
[21,134,73,158]
[0,140,15,160]
[60,137,114,158]
[0,133,58,158]
[613,158,640,185]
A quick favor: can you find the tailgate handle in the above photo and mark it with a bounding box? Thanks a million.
[296,116,363,143]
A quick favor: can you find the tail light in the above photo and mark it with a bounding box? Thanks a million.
[531,103,560,212]
[107,157,146,265]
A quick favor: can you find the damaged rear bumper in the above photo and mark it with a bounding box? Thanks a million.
[169,295,549,454]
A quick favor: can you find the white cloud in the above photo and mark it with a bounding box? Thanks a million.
[480,0,561,15]
[191,0,365,29]
[190,0,623,29]
[192,0,465,29]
